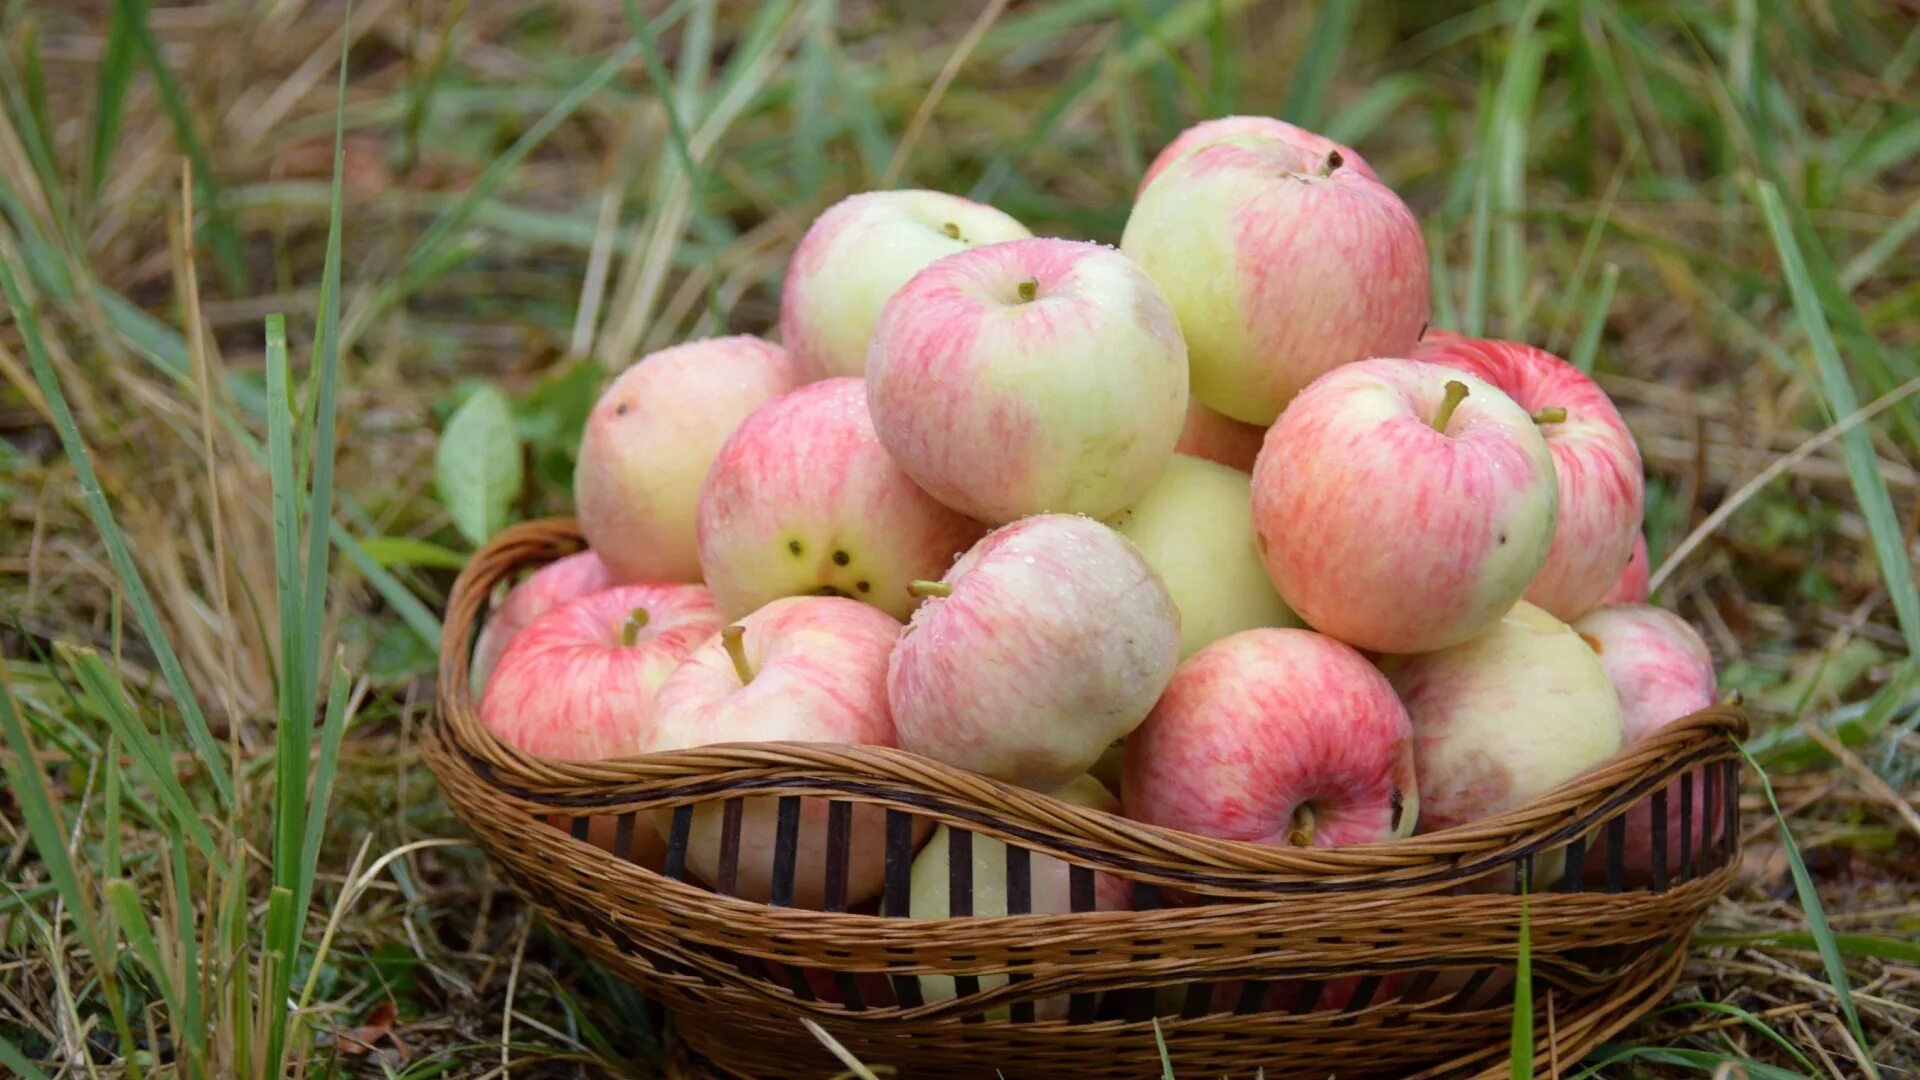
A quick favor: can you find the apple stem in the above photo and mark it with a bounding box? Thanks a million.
[907,580,953,599]
[1288,804,1318,847]
[620,608,650,647]
[721,624,753,685]
[1016,278,1038,303]
[1431,380,1470,433]
[1530,406,1567,425]
[940,221,962,240]
[1317,149,1344,177]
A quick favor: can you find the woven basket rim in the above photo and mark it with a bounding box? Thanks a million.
[439,517,1750,878]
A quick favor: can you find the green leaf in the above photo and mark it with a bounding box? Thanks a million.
[1694,930,1920,964]
[356,536,471,571]
[1509,864,1533,1080]
[1568,262,1619,374]
[436,386,525,547]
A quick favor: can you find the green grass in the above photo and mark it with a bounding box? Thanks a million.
[3,1,1918,1077]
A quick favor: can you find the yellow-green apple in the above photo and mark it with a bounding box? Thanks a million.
[1573,604,1717,883]
[1174,398,1266,472]
[904,774,1129,1017]
[1250,359,1559,654]
[481,582,719,868]
[865,238,1188,523]
[1120,135,1427,424]
[1138,115,1379,194]
[1415,335,1645,622]
[781,190,1031,381]
[575,336,798,583]
[1600,533,1651,607]
[1387,601,1624,833]
[471,550,612,690]
[1105,454,1301,659]
[890,514,1181,789]
[1125,628,1417,847]
[639,596,917,908]
[696,378,985,621]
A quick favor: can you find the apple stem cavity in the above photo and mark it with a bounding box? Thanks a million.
[1288,803,1318,847]
[1431,380,1470,433]
[1530,406,1568,425]
[940,221,962,240]
[1318,149,1344,177]
[907,580,953,599]
[1016,277,1038,303]
[620,608,650,647]
[721,624,754,685]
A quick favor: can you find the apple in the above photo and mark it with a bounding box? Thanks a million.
[905,774,1129,1018]
[1414,335,1645,622]
[1250,359,1559,654]
[1600,533,1652,607]
[471,550,613,690]
[640,596,916,908]
[1573,604,1718,882]
[889,514,1182,789]
[1174,398,1266,472]
[1386,601,1624,833]
[1120,134,1427,424]
[1138,115,1379,194]
[1105,454,1301,659]
[780,190,1031,382]
[865,237,1188,523]
[575,336,798,583]
[696,378,986,621]
[1125,628,1417,847]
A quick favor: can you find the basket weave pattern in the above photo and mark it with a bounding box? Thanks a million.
[426,520,1749,1079]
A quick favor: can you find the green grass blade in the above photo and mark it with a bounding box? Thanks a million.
[0,253,234,809]
[1279,0,1358,129]
[299,660,354,914]
[356,535,470,570]
[1509,865,1533,1080]
[264,310,308,1075]
[1570,1045,1806,1080]
[332,522,444,648]
[103,729,123,881]
[1151,1016,1175,1080]
[1693,930,1920,964]
[0,1036,53,1080]
[794,0,835,196]
[88,0,139,197]
[105,878,188,1047]
[170,818,205,1075]
[1754,180,1920,657]
[1735,742,1876,1074]
[1646,999,1820,1076]
[1839,193,1920,293]
[1568,262,1619,374]
[1492,0,1546,337]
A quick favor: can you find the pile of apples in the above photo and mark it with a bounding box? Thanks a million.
[475,116,1720,927]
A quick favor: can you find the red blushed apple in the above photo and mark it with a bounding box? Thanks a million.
[640,596,920,908]
[696,378,985,621]
[1600,533,1652,607]
[780,190,1032,382]
[1174,398,1266,472]
[575,336,798,583]
[1251,359,1559,655]
[471,550,613,691]
[865,237,1189,523]
[1125,629,1418,848]
[1573,604,1717,883]
[889,514,1182,789]
[1121,135,1427,425]
[1138,115,1380,194]
[1414,335,1645,622]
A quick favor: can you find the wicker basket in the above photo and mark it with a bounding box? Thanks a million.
[426,519,1749,1079]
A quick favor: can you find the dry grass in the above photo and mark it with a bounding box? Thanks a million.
[1,1,1917,1076]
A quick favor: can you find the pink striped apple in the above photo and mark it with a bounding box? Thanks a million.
[481,582,721,760]
[1125,628,1417,848]
[1600,533,1652,607]
[865,238,1188,523]
[640,596,914,908]
[471,550,613,690]
[1174,398,1266,472]
[1573,604,1717,883]
[1387,602,1624,834]
[1120,133,1427,424]
[575,336,798,583]
[1415,335,1644,622]
[890,514,1182,789]
[1251,358,1558,654]
[781,190,1031,382]
[1138,115,1378,194]
[696,378,985,621]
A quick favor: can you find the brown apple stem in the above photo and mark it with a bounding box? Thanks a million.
[1288,803,1318,847]
[1016,278,1039,302]
[1317,149,1344,176]
[1431,380,1470,433]
[1530,406,1567,425]
[721,624,754,685]
[620,608,650,647]
[907,580,953,599]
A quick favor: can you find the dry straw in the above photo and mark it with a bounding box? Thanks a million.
[427,519,1749,1079]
